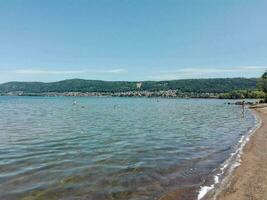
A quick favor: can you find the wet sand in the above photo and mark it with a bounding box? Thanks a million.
[216,106,267,200]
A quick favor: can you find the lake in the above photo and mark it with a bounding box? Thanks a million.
[0,97,257,200]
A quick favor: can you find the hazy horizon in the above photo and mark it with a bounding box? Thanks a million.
[0,75,262,84]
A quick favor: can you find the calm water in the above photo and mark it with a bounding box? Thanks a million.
[0,97,256,200]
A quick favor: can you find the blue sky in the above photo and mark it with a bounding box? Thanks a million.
[0,0,266,83]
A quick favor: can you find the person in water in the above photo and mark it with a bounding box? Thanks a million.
[241,100,245,117]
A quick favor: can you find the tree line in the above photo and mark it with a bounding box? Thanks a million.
[0,78,258,93]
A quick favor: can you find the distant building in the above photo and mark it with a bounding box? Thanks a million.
[136,82,142,89]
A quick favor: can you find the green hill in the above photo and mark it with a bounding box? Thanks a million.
[0,78,258,94]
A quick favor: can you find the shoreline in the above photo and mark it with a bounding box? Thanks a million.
[152,103,263,200]
[0,95,262,103]
[197,106,262,200]
[211,106,267,200]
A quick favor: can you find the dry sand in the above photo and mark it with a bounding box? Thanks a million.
[216,106,267,200]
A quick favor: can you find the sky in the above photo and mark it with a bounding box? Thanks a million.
[0,0,267,83]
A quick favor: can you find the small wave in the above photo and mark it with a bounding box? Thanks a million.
[198,185,214,200]
[197,110,261,200]
[197,175,219,200]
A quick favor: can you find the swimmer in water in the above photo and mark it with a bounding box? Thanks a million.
[241,100,245,118]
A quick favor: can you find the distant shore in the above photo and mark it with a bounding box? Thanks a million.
[0,91,264,101]
[0,91,222,98]
[214,105,267,200]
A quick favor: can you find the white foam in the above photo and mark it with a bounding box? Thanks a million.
[232,162,240,168]
[214,175,219,184]
[239,135,245,143]
[198,185,214,200]
[197,110,262,200]
[220,162,229,171]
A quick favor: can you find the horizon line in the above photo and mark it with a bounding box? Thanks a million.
[0,76,260,85]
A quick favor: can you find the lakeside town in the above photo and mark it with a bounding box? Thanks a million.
[1,89,265,100]
[0,90,219,98]
[0,77,266,99]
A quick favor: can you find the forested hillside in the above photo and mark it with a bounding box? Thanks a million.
[0,78,258,94]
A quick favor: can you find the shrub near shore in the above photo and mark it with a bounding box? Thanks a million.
[218,90,265,99]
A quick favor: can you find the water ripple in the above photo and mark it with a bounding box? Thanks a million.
[0,97,256,200]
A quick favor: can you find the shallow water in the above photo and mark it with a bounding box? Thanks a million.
[0,97,256,200]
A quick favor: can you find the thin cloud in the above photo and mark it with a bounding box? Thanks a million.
[13,68,126,75]
[161,66,266,74]
[97,69,126,73]
[238,66,267,70]
[15,69,85,75]
[149,66,266,80]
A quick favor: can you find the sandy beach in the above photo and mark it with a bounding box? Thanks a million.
[216,106,267,200]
